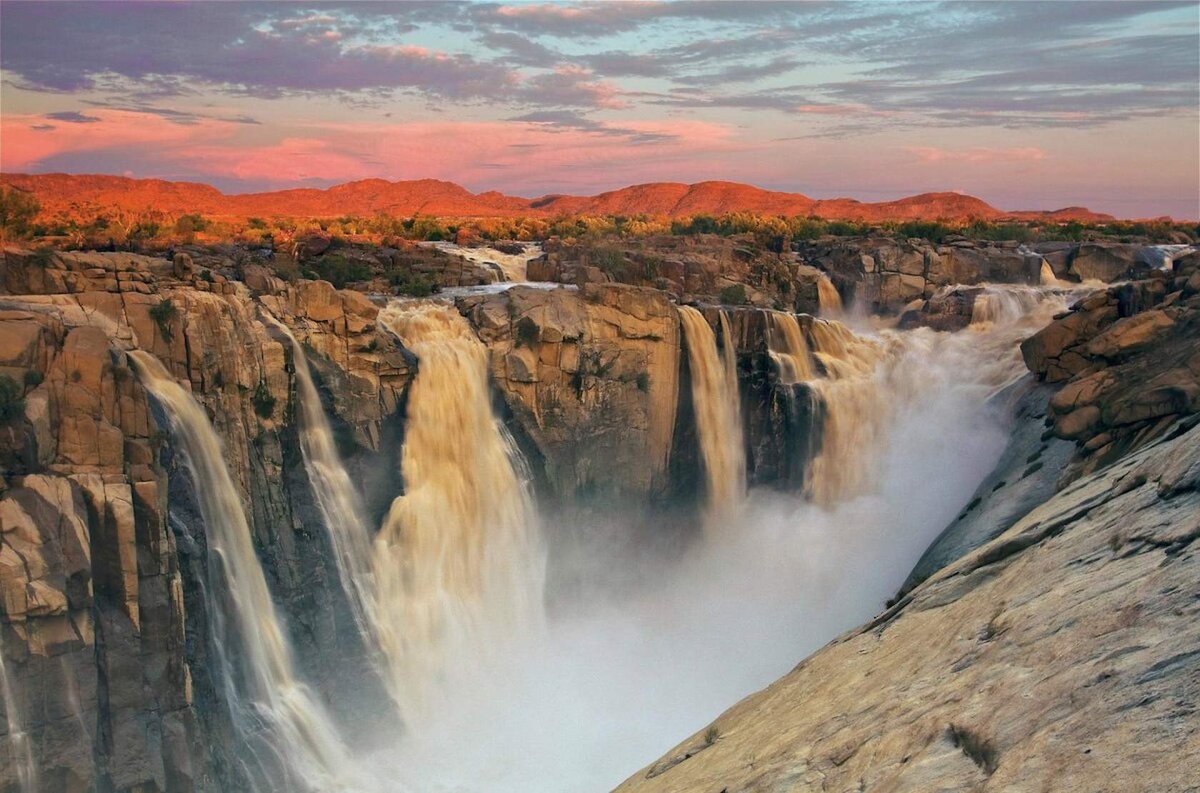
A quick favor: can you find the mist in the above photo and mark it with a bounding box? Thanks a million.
[365,316,1022,792]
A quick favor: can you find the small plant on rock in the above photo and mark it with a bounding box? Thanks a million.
[252,380,277,419]
[719,284,748,305]
[704,724,720,746]
[150,298,178,342]
[0,375,25,424]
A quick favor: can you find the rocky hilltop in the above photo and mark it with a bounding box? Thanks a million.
[0,174,1116,223]
[0,235,1194,792]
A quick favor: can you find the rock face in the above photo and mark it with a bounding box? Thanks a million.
[1022,252,1199,480]
[460,284,682,505]
[616,418,1200,793]
[534,235,831,314]
[798,237,1044,313]
[0,247,410,791]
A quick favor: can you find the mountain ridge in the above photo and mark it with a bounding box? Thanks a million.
[0,172,1118,222]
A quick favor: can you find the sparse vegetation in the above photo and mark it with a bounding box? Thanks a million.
[514,316,540,348]
[704,724,720,746]
[150,298,178,341]
[0,375,25,424]
[23,370,43,388]
[309,254,372,289]
[719,284,748,305]
[252,380,276,419]
[0,187,41,239]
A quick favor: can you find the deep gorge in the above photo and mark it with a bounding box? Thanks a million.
[0,239,1197,792]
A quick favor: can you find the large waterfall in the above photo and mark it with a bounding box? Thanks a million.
[372,301,544,723]
[129,351,367,793]
[678,306,746,518]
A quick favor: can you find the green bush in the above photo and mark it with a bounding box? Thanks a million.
[150,298,178,341]
[252,380,276,419]
[514,316,540,347]
[719,284,748,305]
[388,270,438,297]
[0,375,25,424]
[590,246,626,277]
[311,255,372,288]
[0,187,41,239]
[23,369,43,388]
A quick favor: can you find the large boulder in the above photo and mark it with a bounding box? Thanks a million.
[1069,242,1151,282]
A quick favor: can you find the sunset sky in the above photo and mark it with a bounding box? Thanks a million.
[2,1,1197,218]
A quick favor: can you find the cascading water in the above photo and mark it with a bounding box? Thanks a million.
[677,306,746,518]
[970,285,1054,326]
[372,301,544,723]
[263,315,376,641]
[128,351,368,793]
[767,311,815,384]
[0,637,36,793]
[815,273,843,316]
[802,284,1077,505]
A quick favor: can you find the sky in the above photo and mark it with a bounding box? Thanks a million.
[1,1,1197,217]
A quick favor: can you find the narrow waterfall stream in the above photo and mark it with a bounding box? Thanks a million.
[372,301,544,723]
[767,310,816,384]
[129,351,368,793]
[677,306,746,519]
[0,636,36,793]
[265,316,376,640]
[815,273,843,316]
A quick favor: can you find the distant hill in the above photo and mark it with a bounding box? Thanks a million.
[0,173,1117,223]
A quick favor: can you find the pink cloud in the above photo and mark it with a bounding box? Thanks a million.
[0,110,239,171]
[180,118,740,193]
[906,146,1048,164]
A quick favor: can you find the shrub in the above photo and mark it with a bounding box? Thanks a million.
[704,725,719,746]
[0,375,25,424]
[150,298,178,341]
[719,284,748,305]
[311,254,372,288]
[22,369,43,388]
[514,316,540,347]
[388,270,438,297]
[174,213,208,235]
[252,380,276,419]
[590,246,626,277]
[0,187,41,239]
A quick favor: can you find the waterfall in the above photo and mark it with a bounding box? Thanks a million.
[801,285,1074,506]
[263,315,376,640]
[0,637,36,793]
[128,351,367,793]
[816,273,843,316]
[678,306,746,518]
[1039,259,1063,287]
[970,286,1051,326]
[372,301,543,723]
[767,311,815,384]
